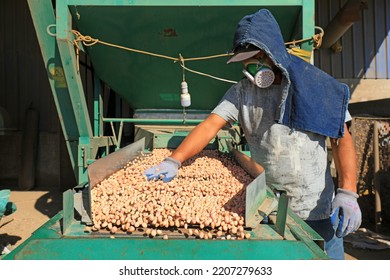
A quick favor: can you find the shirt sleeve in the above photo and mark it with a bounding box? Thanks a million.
[211,83,241,126]
[345,109,352,123]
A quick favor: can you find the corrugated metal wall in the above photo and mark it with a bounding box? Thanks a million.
[315,0,390,79]
[0,0,75,188]
[0,0,57,132]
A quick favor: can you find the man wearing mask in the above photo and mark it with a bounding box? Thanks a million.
[144,9,361,260]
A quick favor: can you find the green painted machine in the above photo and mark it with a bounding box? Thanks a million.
[0,190,17,255]
[2,0,329,260]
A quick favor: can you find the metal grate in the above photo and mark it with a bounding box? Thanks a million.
[352,117,390,226]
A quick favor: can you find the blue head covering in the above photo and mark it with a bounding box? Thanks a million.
[231,9,350,138]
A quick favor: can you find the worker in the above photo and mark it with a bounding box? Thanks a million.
[144,9,361,260]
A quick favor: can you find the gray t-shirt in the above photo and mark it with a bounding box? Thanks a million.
[212,79,351,220]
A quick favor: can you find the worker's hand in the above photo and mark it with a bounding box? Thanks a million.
[144,157,181,183]
[330,188,362,238]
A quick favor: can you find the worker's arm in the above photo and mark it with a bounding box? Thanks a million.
[330,124,357,192]
[330,123,362,237]
[144,113,228,182]
[170,113,228,163]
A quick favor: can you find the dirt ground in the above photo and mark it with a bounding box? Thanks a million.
[1,181,390,260]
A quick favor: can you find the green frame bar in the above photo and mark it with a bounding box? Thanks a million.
[27,0,81,181]
[301,0,316,52]
[2,203,328,260]
[56,0,94,184]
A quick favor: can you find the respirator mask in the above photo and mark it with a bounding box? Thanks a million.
[242,58,275,88]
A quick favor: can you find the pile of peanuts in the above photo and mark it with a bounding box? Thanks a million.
[91,149,253,240]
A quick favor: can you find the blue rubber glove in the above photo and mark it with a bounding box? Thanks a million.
[144,157,181,183]
[330,188,362,238]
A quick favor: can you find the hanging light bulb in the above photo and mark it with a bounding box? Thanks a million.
[180,81,191,107]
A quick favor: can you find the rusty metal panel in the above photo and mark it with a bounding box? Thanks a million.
[352,117,390,225]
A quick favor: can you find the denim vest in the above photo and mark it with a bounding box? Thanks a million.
[231,9,350,138]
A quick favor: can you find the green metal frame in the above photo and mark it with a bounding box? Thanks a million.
[27,0,116,184]
[3,165,328,260]
[2,187,327,260]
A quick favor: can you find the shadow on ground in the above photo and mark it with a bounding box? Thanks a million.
[343,223,390,260]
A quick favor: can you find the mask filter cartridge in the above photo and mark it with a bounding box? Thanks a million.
[243,59,275,88]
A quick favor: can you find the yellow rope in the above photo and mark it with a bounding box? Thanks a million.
[283,27,324,63]
[287,48,312,63]
[284,26,324,50]
[180,63,237,84]
[72,30,236,82]
[179,53,186,81]
[72,30,232,63]
[71,29,322,82]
